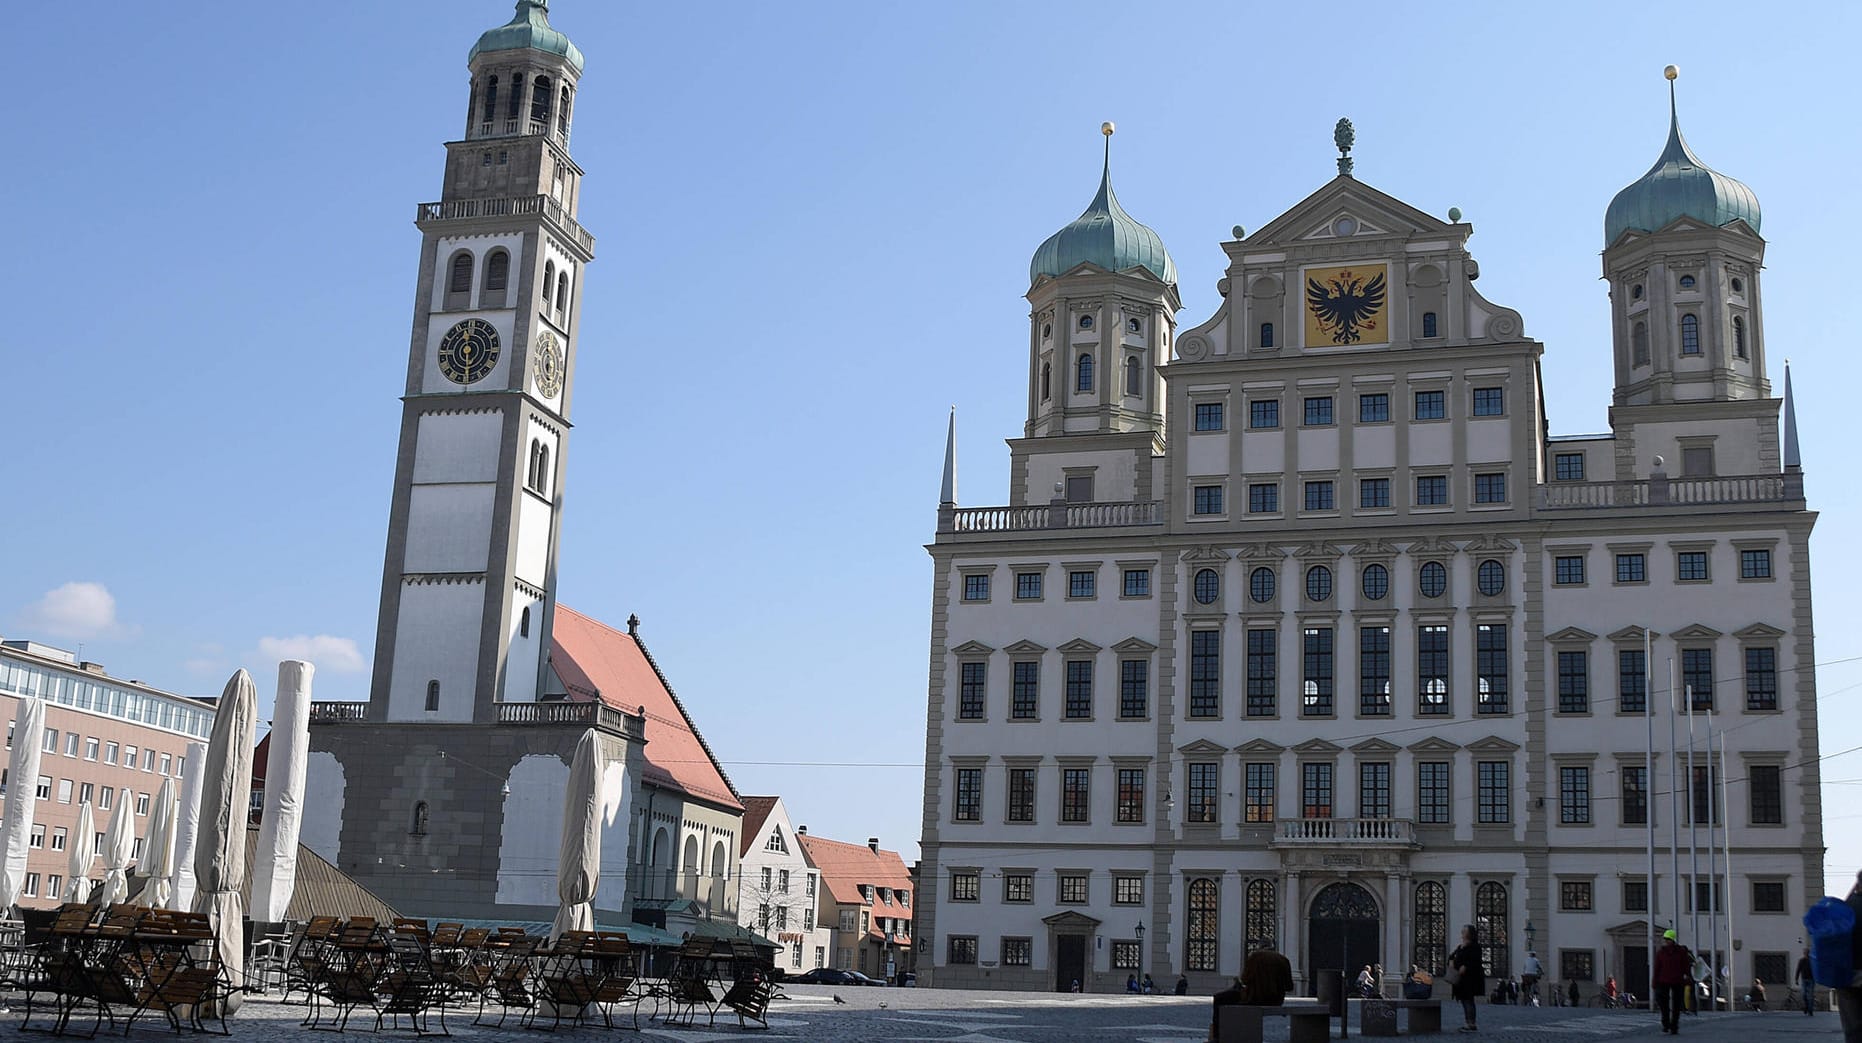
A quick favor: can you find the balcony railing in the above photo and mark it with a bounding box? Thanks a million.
[1538,472,1796,510]
[309,699,639,735]
[308,701,368,723]
[1272,817,1417,846]
[943,500,1162,534]
[472,118,570,146]
[416,193,595,255]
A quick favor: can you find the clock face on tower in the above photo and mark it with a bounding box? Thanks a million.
[533,330,566,399]
[437,318,501,384]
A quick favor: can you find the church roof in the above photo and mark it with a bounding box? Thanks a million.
[1605,87,1759,245]
[1030,136,1175,287]
[796,833,913,909]
[549,606,741,812]
[470,0,584,74]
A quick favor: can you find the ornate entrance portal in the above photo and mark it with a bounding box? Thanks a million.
[1308,881,1381,990]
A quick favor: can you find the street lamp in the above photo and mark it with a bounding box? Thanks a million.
[1524,920,1536,952]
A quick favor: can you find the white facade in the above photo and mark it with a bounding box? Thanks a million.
[735,798,833,972]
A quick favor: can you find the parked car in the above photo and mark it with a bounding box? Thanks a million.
[791,968,861,986]
[896,972,917,987]
[846,971,887,987]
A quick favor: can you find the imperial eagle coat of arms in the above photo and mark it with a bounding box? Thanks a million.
[1305,266,1388,345]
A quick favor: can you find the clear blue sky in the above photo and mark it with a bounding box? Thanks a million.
[8,1,1859,895]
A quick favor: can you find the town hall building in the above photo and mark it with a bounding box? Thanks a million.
[916,92,1821,999]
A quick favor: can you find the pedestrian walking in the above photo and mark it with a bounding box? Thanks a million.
[1448,924,1486,1033]
[1800,948,1817,1015]
[1653,929,1695,1035]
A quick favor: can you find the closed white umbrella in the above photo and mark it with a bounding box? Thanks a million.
[251,661,312,922]
[64,802,95,903]
[172,740,207,910]
[549,729,602,944]
[140,777,178,908]
[194,669,256,999]
[98,788,136,905]
[1,696,46,912]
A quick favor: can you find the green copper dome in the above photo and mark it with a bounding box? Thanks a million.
[1030,149,1176,287]
[1605,101,1759,245]
[470,0,584,74]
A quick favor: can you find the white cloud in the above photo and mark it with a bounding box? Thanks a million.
[256,635,368,674]
[19,582,132,640]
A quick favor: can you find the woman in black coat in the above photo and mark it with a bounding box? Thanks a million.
[1448,924,1488,1033]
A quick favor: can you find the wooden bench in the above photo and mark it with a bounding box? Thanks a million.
[1216,1000,1333,1043]
[721,974,775,1031]
[1354,996,1445,1035]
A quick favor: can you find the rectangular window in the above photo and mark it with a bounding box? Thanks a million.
[1187,763,1218,824]
[28,826,43,849]
[1244,763,1275,824]
[1745,647,1778,710]
[1114,876,1144,905]
[1064,661,1093,719]
[41,731,55,754]
[1111,940,1141,971]
[1248,483,1279,514]
[1015,572,1043,600]
[1061,767,1090,823]
[1752,881,1787,913]
[1358,393,1390,423]
[1068,570,1096,598]
[962,575,989,601]
[950,873,979,902]
[104,742,117,765]
[1301,763,1334,819]
[1116,768,1145,824]
[1006,768,1036,823]
[1554,555,1586,585]
[1119,659,1149,719]
[1472,387,1505,416]
[1622,766,1648,825]
[1123,569,1150,597]
[1477,625,1509,714]
[1058,874,1088,904]
[947,936,977,964]
[1193,486,1224,515]
[1415,475,1447,506]
[953,768,982,822]
[56,779,71,804]
[1561,950,1596,983]
[22,873,36,898]
[1189,631,1220,718]
[1359,477,1390,509]
[1303,396,1334,426]
[1624,879,1649,913]
[83,738,98,761]
[1477,760,1511,824]
[958,663,986,721]
[1692,879,1723,914]
[1618,649,1647,713]
[1682,648,1714,711]
[1418,625,1449,715]
[1359,627,1391,716]
[1249,400,1280,429]
[1749,765,1782,825]
[1414,390,1446,420]
[1001,938,1033,966]
[1677,550,1709,581]
[1302,627,1334,716]
[1554,453,1585,481]
[34,776,49,800]
[1011,662,1039,720]
[1246,629,1277,717]
[1194,402,1225,431]
[1358,762,1391,818]
[1616,553,1647,583]
[1560,765,1591,824]
[158,753,171,776]
[1474,472,1507,504]
[1560,881,1594,911]
[1557,651,1589,713]
[99,787,111,810]
[50,827,66,851]
[1003,873,1033,902]
[1740,549,1772,579]
[1418,762,1450,824]
[1303,480,1335,511]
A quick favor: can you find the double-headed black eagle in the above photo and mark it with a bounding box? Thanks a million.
[1306,270,1386,344]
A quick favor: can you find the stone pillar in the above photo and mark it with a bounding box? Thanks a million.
[1284,869,1304,990]
[1384,871,1403,988]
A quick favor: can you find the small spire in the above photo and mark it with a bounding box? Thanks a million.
[1782,360,1801,470]
[626,613,640,636]
[939,408,958,507]
[1334,117,1355,177]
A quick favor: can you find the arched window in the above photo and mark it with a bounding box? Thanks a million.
[530,76,552,126]
[520,606,530,638]
[1193,569,1221,605]
[1305,565,1332,602]
[1186,877,1219,971]
[558,86,572,137]
[1249,567,1276,604]
[1076,353,1094,392]
[1041,363,1051,402]
[484,250,509,293]
[425,680,439,712]
[1678,274,1696,290]
[1680,314,1701,355]
[1260,322,1275,348]
[447,252,474,297]
[527,439,542,490]
[1631,283,1644,300]
[507,73,523,119]
[1422,311,1438,338]
[1419,561,1447,599]
[482,76,499,123]
[1476,560,1505,596]
[536,444,549,495]
[542,261,555,308]
[1078,314,1094,330]
[1475,881,1510,979]
[411,801,429,836]
[556,272,569,320]
[1733,316,1747,359]
[1632,321,1650,367]
[1412,881,1447,971]
[1361,564,1389,601]
[1125,356,1142,396]
[1245,878,1278,952]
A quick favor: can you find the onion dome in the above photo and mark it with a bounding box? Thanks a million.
[470,0,584,74]
[1605,70,1759,244]
[1030,125,1176,287]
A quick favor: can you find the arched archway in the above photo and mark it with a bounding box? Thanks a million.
[681,835,700,900]
[709,839,729,916]
[1308,881,1380,990]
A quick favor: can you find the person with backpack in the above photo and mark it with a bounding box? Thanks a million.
[1652,929,1695,1034]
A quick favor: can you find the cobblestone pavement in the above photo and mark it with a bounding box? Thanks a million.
[75,987,1842,1042]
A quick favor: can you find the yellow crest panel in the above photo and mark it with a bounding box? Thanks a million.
[1303,264,1390,346]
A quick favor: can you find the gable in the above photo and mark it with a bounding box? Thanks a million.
[1248,176,1455,247]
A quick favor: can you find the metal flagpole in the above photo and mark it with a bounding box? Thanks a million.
[1706,707,1719,1013]
[1686,684,1701,977]
[1645,631,1657,1012]
[1668,658,1682,983]
[1718,723,1735,1011]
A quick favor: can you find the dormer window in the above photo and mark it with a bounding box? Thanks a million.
[1078,315,1094,331]
[860,884,874,904]
[1678,274,1697,290]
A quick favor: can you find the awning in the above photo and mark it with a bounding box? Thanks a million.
[689,919,780,949]
[451,917,684,947]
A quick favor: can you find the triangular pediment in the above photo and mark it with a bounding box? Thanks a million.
[1181,545,1231,563]
[1546,627,1598,644]
[1003,639,1048,655]
[1733,623,1786,640]
[1234,738,1286,755]
[1042,910,1103,930]
[1465,736,1521,753]
[950,640,995,657]
[1057,638,1103,654]
[1670,623,1723,641]
[1249,176,1456,247]
[1298,208,1396,241]
[1112,636,1158,654]
[1607,626,1656,643]
[1407,737,1462,753]
[1350,738,1400,754]
[1178,738,1229,755]
[1292,738,1342,754]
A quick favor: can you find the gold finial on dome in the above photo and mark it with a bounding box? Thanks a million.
[1664,64,1679,81]
[1102,121,1116,136]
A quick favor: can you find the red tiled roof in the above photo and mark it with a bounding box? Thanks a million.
[738,796,779,858]
[549,606,742,812]
[796,834,913,913]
